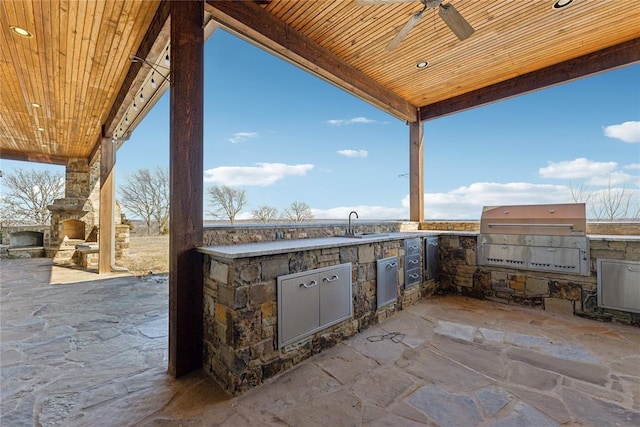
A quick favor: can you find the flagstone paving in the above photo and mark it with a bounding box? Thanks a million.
[1,258,639,426]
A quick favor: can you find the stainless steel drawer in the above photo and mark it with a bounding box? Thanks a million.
[405,267,421,288]
[405,238,421,289]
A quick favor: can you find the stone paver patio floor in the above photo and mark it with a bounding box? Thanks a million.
[1,258,639,426]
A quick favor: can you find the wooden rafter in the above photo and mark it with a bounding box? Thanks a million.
[419,38,640,121]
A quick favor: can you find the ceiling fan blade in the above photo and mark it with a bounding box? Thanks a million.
[386,9,424,51]
[438,3,474,41]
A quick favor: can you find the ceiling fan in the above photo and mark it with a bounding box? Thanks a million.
[361,0,475,51]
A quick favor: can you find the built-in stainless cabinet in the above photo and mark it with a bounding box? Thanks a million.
[319,263,352,326]
[278,263,352,347]
[279,270,319,347]
[377,256,398,308]
[404,238,421,288]
[597,259,640,314]
[424,236,439,280]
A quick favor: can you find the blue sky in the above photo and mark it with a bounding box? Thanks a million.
[2,29,639,220]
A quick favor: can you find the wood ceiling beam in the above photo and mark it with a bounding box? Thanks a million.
[100,0,171,143]
[0,148,68,166]
[419,38,640,122]
[205,0,418,123]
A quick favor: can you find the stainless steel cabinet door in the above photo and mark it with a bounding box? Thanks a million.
[278,271,320,346]
[320,263,352,326]
[377,256,398,308]
[598,259,640,313]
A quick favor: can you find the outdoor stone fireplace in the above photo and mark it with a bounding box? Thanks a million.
[46,157,129,266]
[48,158,99,246]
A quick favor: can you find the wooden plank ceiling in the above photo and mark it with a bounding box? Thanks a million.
[0,0,163,164]
[1,0,639,165]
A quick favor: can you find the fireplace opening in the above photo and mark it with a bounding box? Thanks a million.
[9,231,44,248]
[62,219,85,240]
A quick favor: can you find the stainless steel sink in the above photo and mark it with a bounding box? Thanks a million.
[340,233,389,239]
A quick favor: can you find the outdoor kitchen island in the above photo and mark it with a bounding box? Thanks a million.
[197,232,437,396]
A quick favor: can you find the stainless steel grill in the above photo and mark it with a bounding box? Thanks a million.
[477,203,590,276]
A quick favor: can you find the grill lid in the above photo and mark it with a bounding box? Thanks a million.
[479,203,586,236]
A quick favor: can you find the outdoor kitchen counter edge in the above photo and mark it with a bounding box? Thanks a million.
[197,231,436,260]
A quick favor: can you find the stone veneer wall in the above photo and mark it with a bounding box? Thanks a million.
[202,237,437,396]
[115,224,130,260]
[421,221,480,232]
[586,222,640,235]
[203,221,419,246]
[438,233,640,326]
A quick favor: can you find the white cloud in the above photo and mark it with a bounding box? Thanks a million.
[327,117,375,126]
[624,163,640,170]
[315,181,576,220]
[228,131,258,144]
[312,205,407,220]
[415,182,573,219]
[539,158,617,179]
[586,171,635,186]
[337,149,368,158]
[203,163,314,186]
[604,121,640,143]
[286,173,640,221]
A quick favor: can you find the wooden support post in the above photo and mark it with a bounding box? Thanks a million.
[99,137,115,273]
[409,121,424,222]
[169,0,204,377]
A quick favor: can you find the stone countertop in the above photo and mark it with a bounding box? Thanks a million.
[197,231,435,260]
[588,234,640,241]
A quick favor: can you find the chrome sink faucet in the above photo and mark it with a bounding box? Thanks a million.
[347,211,359,235]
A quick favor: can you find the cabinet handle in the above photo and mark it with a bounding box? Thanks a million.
[409,259,419,265]
[410,245,419,250]
[628,267,640,273]
[409,273,420,280]
[300,280,318,289]
[386,262,398,270]
[323,275,339,283]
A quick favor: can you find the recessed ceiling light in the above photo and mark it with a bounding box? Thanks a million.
[416,61,429,69]
[31,102,42,108]
[552,0,573,9]
[36,127,45,131]
[10,26,33,38]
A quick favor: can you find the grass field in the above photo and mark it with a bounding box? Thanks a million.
[122,234,169,275]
